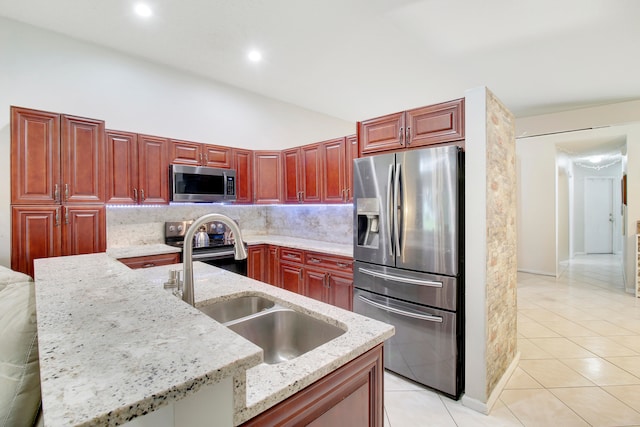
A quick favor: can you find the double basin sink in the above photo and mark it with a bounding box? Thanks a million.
[199,296,345,364]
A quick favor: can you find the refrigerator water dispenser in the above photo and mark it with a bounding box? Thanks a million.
[356,198,380,248]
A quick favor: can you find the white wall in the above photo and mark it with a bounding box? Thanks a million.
[557,156,570,263]
[0,17,354,268]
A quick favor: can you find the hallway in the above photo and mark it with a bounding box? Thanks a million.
[384,254,640,426]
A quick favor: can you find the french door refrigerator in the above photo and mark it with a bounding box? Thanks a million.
[352,145,463,399]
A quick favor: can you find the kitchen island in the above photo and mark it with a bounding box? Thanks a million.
[34,253,393,426]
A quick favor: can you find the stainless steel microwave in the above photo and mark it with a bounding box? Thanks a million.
[170,164,236,203]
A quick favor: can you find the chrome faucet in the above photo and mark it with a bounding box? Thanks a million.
[182,213,248,306]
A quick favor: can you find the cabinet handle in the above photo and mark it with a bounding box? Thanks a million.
[54,184,60,203]
[55,208,60,226]
[64,207,69,225]
[336,262,348,268]
[285,253,297,259]
[64,184,69,201]
[133,188,138,202]
[204,154,209,164]
[140,189,145,202]
[406,127,411,145]
[199,153,203,164]
[325,273,331,288]
[309,258,321,264]
[399,127,404,144]
[142,263,156,268]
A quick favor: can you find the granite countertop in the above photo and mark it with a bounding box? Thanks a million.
[34,253,393,426]
[106,243,181,259]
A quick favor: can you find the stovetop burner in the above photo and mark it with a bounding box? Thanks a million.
[164,220,236,253]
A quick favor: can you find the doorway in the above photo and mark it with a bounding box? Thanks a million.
[584,177,614,254]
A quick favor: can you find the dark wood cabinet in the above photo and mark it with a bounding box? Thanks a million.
[62,205,106,256]
[304,251,353,311]
[279,262,304,294]
[118,253,180,269]
[359,98,464,156]
[170,139,231,168]
[321,137,346,203]
[248,245,267,282]
[232,148,253,204]
[282,147,302,203]
[345,134,357,203]
[301,143,322,203]
[11,206,61,278]
[303,268,328,303]
[253,151,282,204]
[268,245,279,285]
[242,344,384,427]
[137,134,169,205]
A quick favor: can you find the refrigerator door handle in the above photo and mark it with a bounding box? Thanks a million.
[386,164,394,255]
[356,294,443,323]
[394,163,402,258]
[358,267,443,288]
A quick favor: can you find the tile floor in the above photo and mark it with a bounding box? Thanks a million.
[383,254,640,426]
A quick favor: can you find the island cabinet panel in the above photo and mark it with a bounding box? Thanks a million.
[301,143,322,203]
[321,137,347,203]
[106,130,139,204]
[137,134,169,205]
[242,344,384,427]
[248,245,267,282]
[253,151,282,204]
[345,134,358,203]
[118,253,180,269]
[11,206,62,278]
[282,147,302,203]
[232,148,253,204]
[358,98,465,156]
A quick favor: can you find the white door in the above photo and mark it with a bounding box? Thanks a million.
[585,177,613,254]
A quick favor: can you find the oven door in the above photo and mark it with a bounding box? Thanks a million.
[191,250,247,276]
[353,288,460,398]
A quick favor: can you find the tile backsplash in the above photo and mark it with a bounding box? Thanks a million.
[107,204,353,248]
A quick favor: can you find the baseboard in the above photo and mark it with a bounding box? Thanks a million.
[460,351,521,415]
[517,268,555,277]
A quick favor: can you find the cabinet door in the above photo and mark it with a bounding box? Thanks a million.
[10,107,61,205]
[304,268,328,303]
[138,135,169,205]
[328,273,353,311]
[11,206,62,277]
[254,151,282,204]
[203,145,232,168]
[61,115,106,204]
[282,148,302,203]
[232,149,253,204]
[170,139,201,166]
[119,253,180,269]
[279,262,303,294]
[405,98,465,148]
[322,138,346,203]
[248,245,267,282]
[106,130,139,204]
[345,134,357,203]
[301,144,322,203]
[267,245,279,286]
[358,112,404,156]
[62,205,106,256]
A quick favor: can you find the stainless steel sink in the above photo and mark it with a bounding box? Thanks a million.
[226,308,345,364]
[199,295,275,323]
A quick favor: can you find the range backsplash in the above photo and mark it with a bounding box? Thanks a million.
[107,204,353,248]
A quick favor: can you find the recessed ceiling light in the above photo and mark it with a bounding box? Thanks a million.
[247,50,262,62]
[589,155,602,163]
[134,3,153,18]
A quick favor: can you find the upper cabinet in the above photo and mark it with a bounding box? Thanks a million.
[359,98,464,156]
[345,134,357,203]
[107,132,169,205]
[232,148,253,204]
[253,151,282,204]
[11,107,106,205]
[321,137,346,203]
[170,139,231,168]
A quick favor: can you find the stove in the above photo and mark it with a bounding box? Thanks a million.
[165,220,247,275]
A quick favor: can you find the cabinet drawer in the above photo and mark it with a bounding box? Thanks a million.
[305,252,353,274]
[118,253,180,269]
[280,248,304,264]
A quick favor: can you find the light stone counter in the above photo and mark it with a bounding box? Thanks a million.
[106,243,181,259]
[34,254,393,426]
[243,234,353,258]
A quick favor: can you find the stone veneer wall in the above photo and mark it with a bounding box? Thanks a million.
[484,91,518,396]
[106,204,353,248]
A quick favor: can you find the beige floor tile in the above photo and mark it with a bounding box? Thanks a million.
[518,339,554,360]
[606,356,640,378]
[538,319,600,337]
[547,306,603,321]
[570,336,639,357]
[443,397,524,426]
[603,385,640,412]
[551,387,640,427]
[500,389,589,427]
[384,390,457,427]
[384,408,391,427]
[518,308,567,322]
[560,358,640,386]
[384,370,426,392]
[528,337,597,358]
[518,322,561,339]
[504,367,543,390]
[518,359,595,388]
[581,320,636,336]
[609,335,640,353]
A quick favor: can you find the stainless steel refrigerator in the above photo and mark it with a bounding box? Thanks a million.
[352,145,463,399]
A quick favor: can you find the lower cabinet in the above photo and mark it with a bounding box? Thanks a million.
[279,261,304,294]
[241,344,384,427]
[118,253,180,269]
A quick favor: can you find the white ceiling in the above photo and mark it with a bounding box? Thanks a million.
[1,0,639,124]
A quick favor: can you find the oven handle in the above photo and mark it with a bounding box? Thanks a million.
[191,250,235,260]
[358,267,443,288]
[356,294,443,323]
